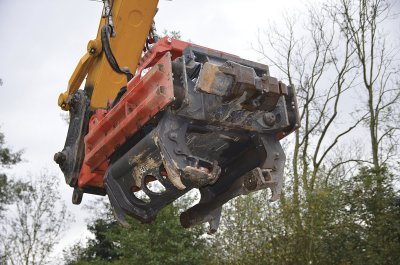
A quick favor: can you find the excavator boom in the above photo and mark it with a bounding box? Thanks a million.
[58,0,158,110]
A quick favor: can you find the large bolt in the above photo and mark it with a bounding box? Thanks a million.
[174,148,183,154]
[169,132,178,141]
[243,173,258,191]
[263,112,276,126]
[54,151,67,165]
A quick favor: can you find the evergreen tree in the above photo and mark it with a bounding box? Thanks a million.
[65,203,210,265]
[0,130,22,216]
[210,167,400,265]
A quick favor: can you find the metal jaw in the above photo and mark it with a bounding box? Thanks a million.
[102,45,298,232]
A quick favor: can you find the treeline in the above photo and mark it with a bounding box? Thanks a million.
[63,167,400,265]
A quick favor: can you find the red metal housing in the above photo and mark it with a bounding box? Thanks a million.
[77,37,191,188]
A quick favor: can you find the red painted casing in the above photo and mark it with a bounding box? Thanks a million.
[77,37,190,188]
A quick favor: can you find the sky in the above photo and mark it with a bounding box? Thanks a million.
[1,0,397,261]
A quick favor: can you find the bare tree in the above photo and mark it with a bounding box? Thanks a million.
[255,7,366,201]
[333,0,400,169]
[0,172,72,265]
[251,6,373,264]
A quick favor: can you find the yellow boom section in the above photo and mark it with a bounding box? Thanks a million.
[58,0,159,110]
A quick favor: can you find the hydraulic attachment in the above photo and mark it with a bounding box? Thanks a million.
[55,37,299,232]
[55,0,299,233]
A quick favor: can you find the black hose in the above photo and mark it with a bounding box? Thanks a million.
[111,86,127,108]
[101,25,133,82]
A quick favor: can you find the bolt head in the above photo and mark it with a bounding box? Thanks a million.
[263,112,276,126]
[54,151,67,165]
[169,132,178,140]
[244,174,258,191]
[174,148,182,154]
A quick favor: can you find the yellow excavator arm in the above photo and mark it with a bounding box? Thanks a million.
[58,0,158,110]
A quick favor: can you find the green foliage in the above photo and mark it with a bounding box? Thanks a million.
[209,192,272,265]
[0,130,23,215]
[0,131,22,167]
[65,168,400,265]
[0,174,11,213]
[64,217,120,265]
[66,203,210,265]
[210,167,400,265]
[337,167,400,265]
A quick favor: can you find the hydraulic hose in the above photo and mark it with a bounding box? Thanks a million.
[101,25,133,82]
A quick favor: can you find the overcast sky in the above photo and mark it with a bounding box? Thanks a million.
[2,0,397,259]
